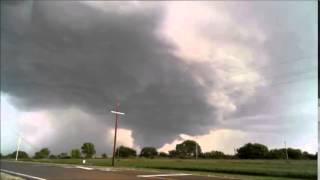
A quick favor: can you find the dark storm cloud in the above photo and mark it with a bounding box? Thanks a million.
[1,1,215,151]
[2,0,317,154]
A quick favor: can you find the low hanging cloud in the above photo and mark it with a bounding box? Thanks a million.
[1,1,317,154]
[158,129,248,154]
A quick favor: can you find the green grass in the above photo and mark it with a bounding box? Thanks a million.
[16,158,317,180]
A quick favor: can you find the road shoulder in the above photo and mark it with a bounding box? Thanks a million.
[1,172,25,180]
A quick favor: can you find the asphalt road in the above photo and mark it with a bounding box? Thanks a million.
[0,160,236,180]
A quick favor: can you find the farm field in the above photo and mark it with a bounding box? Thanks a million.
[17,158,317,180]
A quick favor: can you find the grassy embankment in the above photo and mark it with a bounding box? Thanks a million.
[17,158,317,180]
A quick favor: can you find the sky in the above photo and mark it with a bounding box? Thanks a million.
[1,1,317,155]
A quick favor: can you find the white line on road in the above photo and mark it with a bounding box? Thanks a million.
[0,169,47,180]
[75,166,93,170]
[137,173,192,178]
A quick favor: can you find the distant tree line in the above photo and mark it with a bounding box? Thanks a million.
[1,142,104,160]
[1,141,317,160]
[236,143,317,160]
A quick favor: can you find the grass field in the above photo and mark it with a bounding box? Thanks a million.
[17,158,317,180]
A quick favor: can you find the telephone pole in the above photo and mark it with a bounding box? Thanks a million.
[284,141,289,160]
[15,135,22,161]
[110,99,125,167]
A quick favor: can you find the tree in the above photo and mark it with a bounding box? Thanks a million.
[115,146,136,158]
[71,149,81,159]
[159,152,169,158]
[101,153,108,158]
[49,154,57,159]
[9,151,29,159]
[237,143,268,159]
[81,142,96,158]
[40,148,50,158]
[287,148,302,159]
[34,148,50,159]
[301,151,316,160]
[266,149,286,159]
[58,152,70,159]
[169,150,177,158]
[140,147,158,158]
[34,152,41,159]
[202,151,226,159]
[175,140,202,158]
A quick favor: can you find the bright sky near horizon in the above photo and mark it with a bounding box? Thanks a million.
[1,0,317,155]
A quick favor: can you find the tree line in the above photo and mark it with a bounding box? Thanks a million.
[1,141,317,160]
[1,142,99,159]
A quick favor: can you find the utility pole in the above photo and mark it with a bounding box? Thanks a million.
[284,141,289,160]
[110,99,125,167]
[15,135,22,161]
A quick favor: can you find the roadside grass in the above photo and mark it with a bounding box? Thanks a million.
[15,158,317,180]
